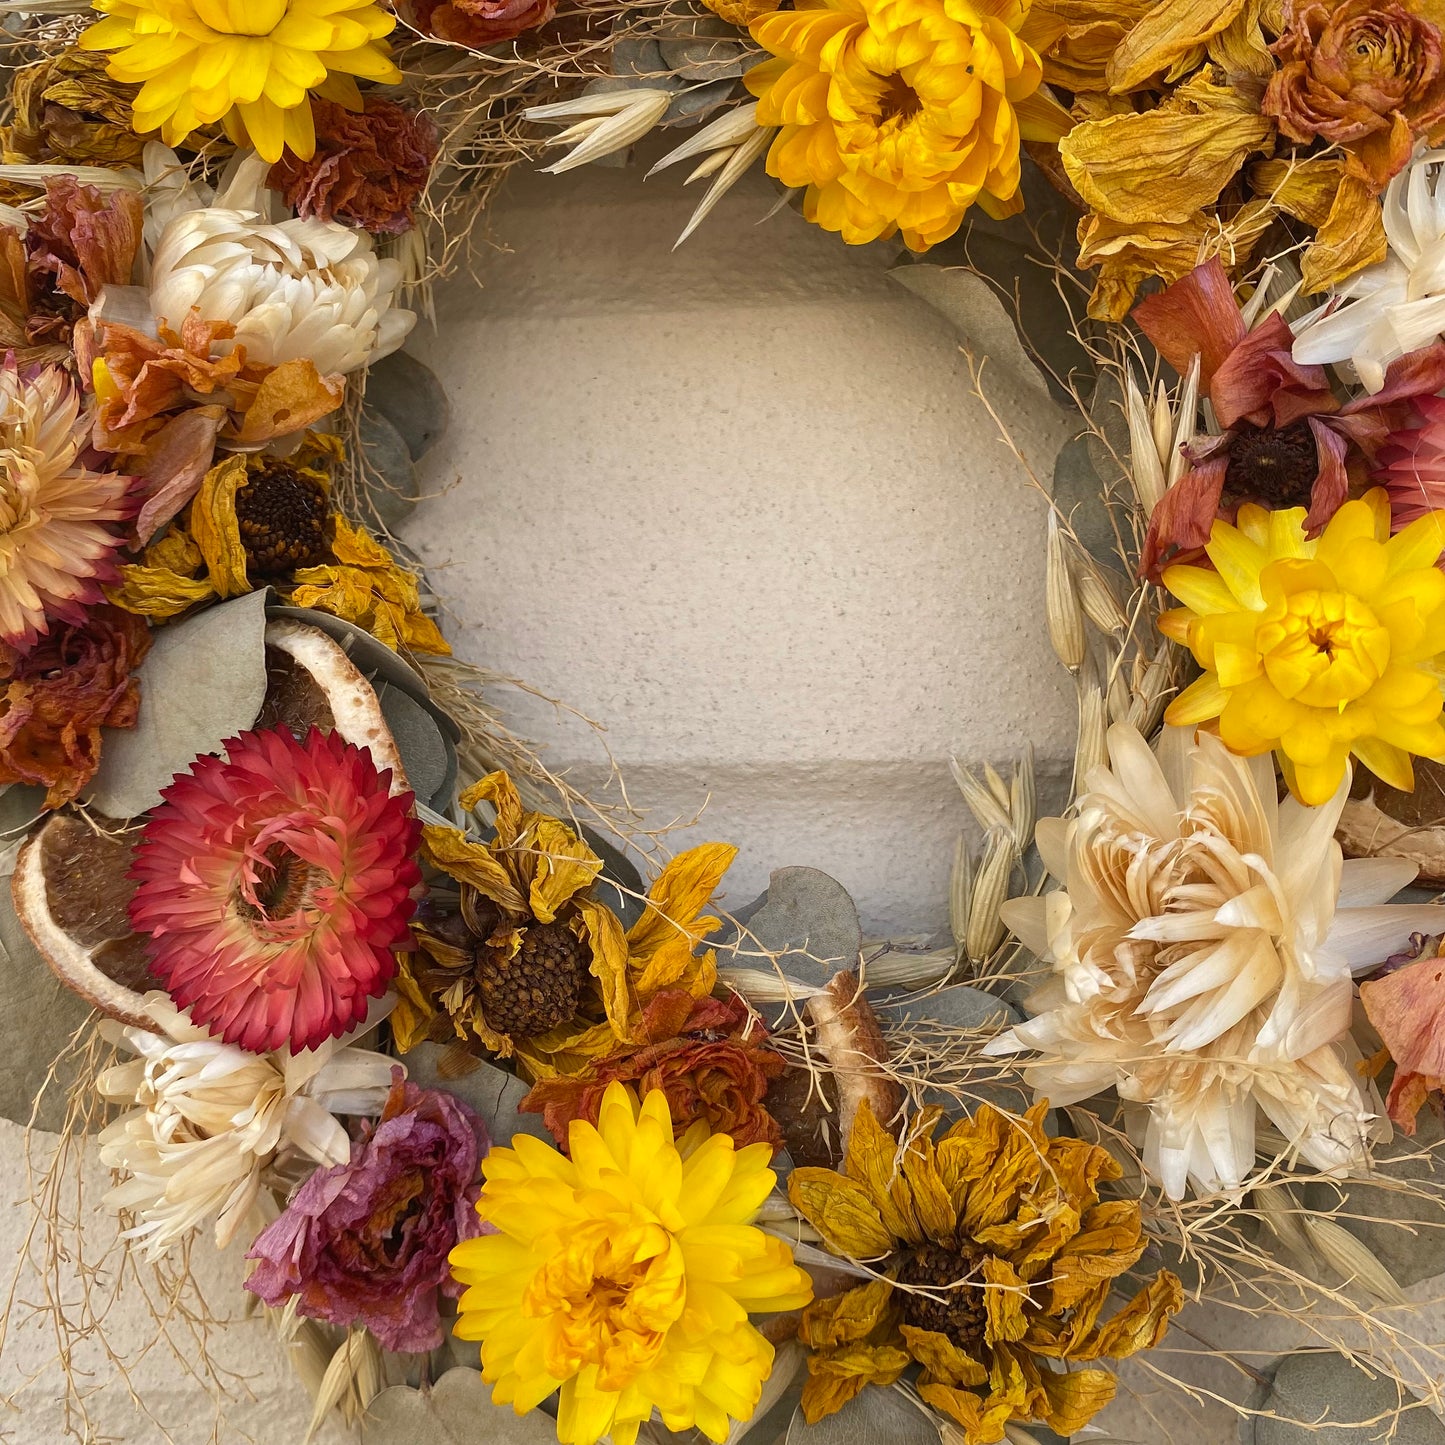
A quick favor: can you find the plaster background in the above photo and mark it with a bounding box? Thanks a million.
[0,146,1440,1445]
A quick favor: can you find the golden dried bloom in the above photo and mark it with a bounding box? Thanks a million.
[745,0,1071,250]
[398,770,739,1080]
[2,49,143,167]
[789,1099,1183,1444]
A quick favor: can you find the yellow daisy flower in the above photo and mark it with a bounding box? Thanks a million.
[449,1081,813,1445]
[79,0,401,163]
[744,0,1071,249]
[1161,490,1445,806]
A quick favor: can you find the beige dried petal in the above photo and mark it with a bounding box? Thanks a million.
[1047,511,1088,671]
[967,825,1015,962]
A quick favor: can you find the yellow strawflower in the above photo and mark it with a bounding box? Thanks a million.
[449,1082,813,1445]
[79,0,401,163]
[744,0,1071,250]
[1161,490,1445,806]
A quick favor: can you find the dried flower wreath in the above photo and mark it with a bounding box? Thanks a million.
[2,0,1445,1443]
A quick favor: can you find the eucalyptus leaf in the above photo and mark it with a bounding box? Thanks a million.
[363,1367,559,1445]
[364,351,451,463]
[403,1045,551,1147]
[719,868,862,1027]
[1300,1108,1445,1289]
[890,264,1054,408]
[83,589,271,818]
[357,407,421,532]
[1244,1352,1445,1445]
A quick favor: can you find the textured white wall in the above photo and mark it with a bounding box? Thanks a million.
[400,143,1077,938]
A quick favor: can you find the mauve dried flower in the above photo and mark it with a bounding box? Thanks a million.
[269,99,437,236]
[245,1073,488,1354]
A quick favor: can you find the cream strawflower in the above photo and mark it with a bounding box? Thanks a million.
[0,361,134,653]
[985,724,1445,1200]
[1293,148,1445,392]
[97,992,397,1259]
[142,146,414,377]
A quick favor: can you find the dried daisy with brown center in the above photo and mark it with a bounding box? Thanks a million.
[396,768,737,1078]
[787,1100,1183,1444]
[233,455,332,577]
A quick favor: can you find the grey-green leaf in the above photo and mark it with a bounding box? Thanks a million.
[363,1367,559,1445]
[1245,1352,1445,1444]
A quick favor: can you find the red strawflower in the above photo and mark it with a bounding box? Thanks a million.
[128,726,421,1055]
[1131,258,1445,581]
[1375,393,1445,529]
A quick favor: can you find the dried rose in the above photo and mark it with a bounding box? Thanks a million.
[404,0,556,49]
[522,988,786,1152]
[269,99,436,236]
[245,1073,488,1354]
[0,605,150,808]
[1265,0,1445,190]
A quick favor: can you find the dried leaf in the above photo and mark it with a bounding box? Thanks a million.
[363,1367,563,1445]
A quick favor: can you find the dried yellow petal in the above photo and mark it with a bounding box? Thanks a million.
[105,564,215,618]
[627,842,737,997]
[188,454,251,599]
[1074,1270,1185,1361]
[1302,169,1389,294]
[899,1325,988,1388]
[576,896,631,1040]
[1038,1364,1118,1435]
[1061,104,1274,225]
[460,770,526,845]
[801,1280,895,1348]
[420,823,530,915]
[1107,0,1247,91]
[788,1168,897,1258]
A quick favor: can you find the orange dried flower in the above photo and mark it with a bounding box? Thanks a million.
[0,604,150,807]
[269,98,436,236]
[522,989,786,1152]
[1265,0,1445,190]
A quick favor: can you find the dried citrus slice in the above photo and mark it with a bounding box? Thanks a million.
[12,812,157,1028]
[13,620,412,1026]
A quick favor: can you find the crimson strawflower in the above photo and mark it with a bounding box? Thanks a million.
[129,725,421,1054]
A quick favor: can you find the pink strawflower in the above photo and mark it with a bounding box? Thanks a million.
[1376,394,1445,529]
[129,726,421,1055]
[245,1071,488,1353]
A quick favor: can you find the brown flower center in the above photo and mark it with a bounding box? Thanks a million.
[878,72,923,123]
[1222,419,1320,511]
[895,1239,990,1355]
[236,842,315,923]
[474,918,588,1039]
[234,458,332,577]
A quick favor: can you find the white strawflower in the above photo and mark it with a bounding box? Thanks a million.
[143,144,415,377]
[97,993,397,1259]
[1292,148,1445,392]
[984,724,1445,1200]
